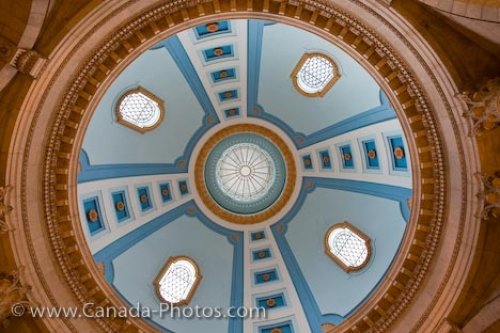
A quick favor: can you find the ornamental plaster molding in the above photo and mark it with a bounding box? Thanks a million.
[0,270,32,325]
[0,0,51,90]
[477,171,500,220]
[458,78,500,135]
[0,186,13,234]
[10,49,47,78]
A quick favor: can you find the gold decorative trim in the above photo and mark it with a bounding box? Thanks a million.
[206,22,220,33]
[266,298,276,307]
[153,256,202,306]
[324,221,372,273]
[290,52,341,97]
[194,124,297,224]
[115,86,165,133]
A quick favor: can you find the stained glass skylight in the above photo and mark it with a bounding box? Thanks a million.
[215,143,275,202]
[203,132,287,216]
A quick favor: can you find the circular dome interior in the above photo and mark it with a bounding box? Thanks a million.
[77,18,413,333]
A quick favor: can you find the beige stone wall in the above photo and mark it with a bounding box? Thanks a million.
[418,0,500,44]
[0,0,31,48]
[420,0,500,22]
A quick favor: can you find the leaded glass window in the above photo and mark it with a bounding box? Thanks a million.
[325,222,371,272]
[115,87,164,132]
[291,53,340,97]
[154,256,201,305]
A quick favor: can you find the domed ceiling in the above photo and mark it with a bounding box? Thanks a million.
[77,19,412,333]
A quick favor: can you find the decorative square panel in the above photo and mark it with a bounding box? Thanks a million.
[319,149,332,170]
[83,197,105,235]
[256,293,286,310]
[251,231,266,241]
[218,89,239,102]
[252,248,272,261]
[224,107,240,118]
[178,180,189,196]
[387,135,408,171]
[137,186,153,212]
[194,21,231,38]
[260,321,293,333]
[302,154,313,170]
[111,190,130,222]
[362,140,380,169]
[210,68,236,83]
[203,45,233,62]
[255,269,278,284]
[339,144,354,169]
[159,183,173,203]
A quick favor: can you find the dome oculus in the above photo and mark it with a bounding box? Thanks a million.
[215,142,275,203]
[204,133,286,215]
[195,124,297,224]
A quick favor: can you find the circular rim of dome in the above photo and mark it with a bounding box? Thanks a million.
[15,2,478,333]
[195,124,297,224]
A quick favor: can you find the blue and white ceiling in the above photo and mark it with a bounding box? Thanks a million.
[78,19,412,333]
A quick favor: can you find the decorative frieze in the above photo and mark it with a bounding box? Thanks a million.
[0,187,13,234]
[478,172,500,219]
[458,78,500,135]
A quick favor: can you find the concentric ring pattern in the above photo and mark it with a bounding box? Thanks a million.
[205,133,286,214]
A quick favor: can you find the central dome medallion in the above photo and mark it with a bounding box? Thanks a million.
[205,133,286,213]
[215,142,276,201]
[194,124,297,224]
